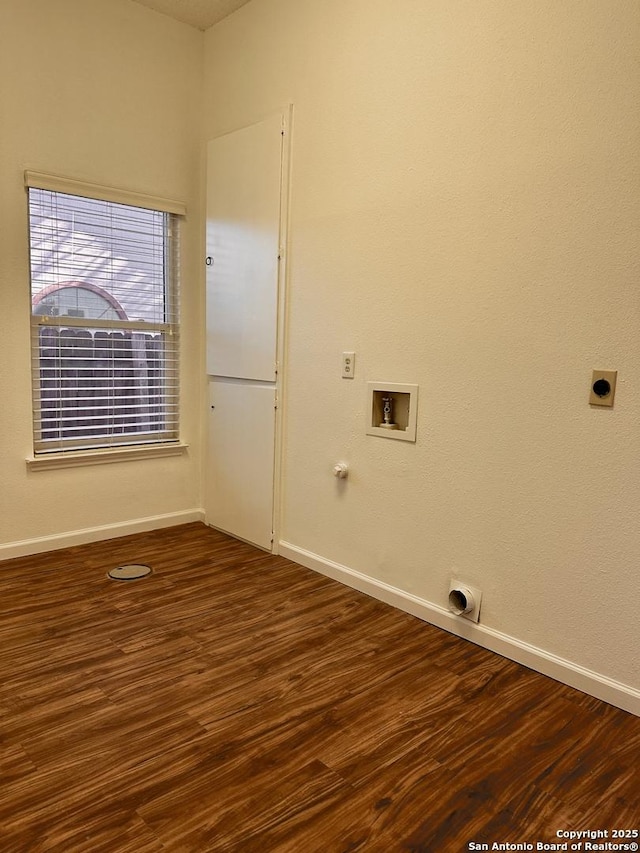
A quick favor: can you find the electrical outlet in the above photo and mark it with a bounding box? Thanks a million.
[589,369,617,407]
[342,351,355,379]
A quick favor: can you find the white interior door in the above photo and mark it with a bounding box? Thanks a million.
[206,113,283,381]
[206,380,276,551]
[205,112,288,550]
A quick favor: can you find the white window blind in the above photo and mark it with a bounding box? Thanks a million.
[26,175,182,455]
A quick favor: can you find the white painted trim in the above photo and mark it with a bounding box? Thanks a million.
[271,103,294,557]
[0,509,205,561]
[24,170,186,215]
[279,541,640,717]
[26,443,189,471]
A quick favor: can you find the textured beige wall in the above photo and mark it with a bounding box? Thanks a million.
[0,0,204,545]
[204,0,640,689]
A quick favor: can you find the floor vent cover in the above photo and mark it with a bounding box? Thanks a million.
[108,564,152,581]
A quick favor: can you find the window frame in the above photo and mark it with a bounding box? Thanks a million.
[25,171,186,465]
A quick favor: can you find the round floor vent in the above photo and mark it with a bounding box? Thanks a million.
[108,564,152,581]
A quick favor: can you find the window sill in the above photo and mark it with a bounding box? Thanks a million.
[26,443,188,472]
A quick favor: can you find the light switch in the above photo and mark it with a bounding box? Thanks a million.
[342,351,355,379]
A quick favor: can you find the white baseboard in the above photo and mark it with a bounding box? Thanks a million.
[0,509,205,561]
[279,541,640,717]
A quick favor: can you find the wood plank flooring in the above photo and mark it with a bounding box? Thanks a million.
[0,522,637,852]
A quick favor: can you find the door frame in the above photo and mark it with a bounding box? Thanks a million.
[271,104,293,554]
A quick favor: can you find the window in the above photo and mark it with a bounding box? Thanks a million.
[26,172,183,457]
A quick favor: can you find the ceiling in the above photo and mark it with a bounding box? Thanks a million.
[130,0,254,31]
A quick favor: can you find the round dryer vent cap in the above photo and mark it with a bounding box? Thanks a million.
[108,564,152,581]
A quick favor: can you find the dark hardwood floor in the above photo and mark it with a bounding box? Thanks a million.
[0,522,637,852]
